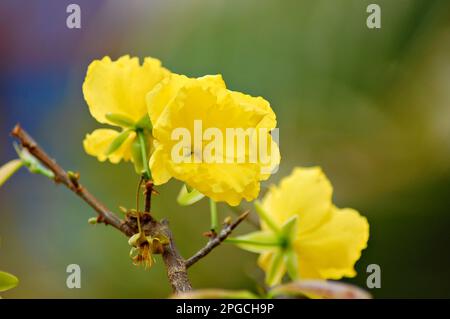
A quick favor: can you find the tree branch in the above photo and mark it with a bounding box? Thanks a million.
[10,124,191,293]
[144,180,154,213]
[186,211,249,268]
[160,220,192,292]
[11,124,133,235]
[229,204,260,228]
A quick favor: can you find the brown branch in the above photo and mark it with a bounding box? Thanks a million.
[10,124,191,294]
[185,211,249,268]
[144,181,154,213]
[160,220,192,292]
[229,204,260,228]
[11,124,133,235]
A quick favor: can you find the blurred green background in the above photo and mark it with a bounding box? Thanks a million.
[1,0,450,298]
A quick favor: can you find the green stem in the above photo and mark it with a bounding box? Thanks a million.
[209,198,218,232]
[137,130,151,180]
[136,177,144,236]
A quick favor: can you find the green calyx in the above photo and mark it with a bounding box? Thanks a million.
[103,113,153,178]
[105,113,152,132]
[105,113,135,128]
[177,184,205,206]
[228,203,299,282]
[253,201,298,249]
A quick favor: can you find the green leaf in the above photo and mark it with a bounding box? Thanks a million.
[105,113,135,127]
[229,231,281,253]
[172,289,259,299]
[0,271,19,292]
[0,159,23,187]
[177,184,205,206]
[269,280,372,299]
[105,129,132,156]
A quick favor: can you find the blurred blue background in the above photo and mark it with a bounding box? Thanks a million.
[1,0,450,298]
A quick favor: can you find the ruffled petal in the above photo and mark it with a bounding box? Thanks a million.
[150,84,266,205]
[83,55,169,125]
[146,73,225,127]
[149,143,173,185]
[228,90,277,129]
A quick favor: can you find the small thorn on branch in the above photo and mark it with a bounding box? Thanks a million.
[185,210,249,268]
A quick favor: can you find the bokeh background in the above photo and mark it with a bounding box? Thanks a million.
[1,0,450,298]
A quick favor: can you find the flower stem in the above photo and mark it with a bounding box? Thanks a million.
[136,177,144,236]
[137,130,151,180]
[209,198,218,233]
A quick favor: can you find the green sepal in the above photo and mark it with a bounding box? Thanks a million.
[254,201,280,233]
[265,250,286,287]
[284,248,299,281]
[177,184,205,206]
[280,215,298,246]
[131,138,144,174]
[135,114,152,131]
[105,129,132,156]
[105,113,135,127]
[229,231,281,253]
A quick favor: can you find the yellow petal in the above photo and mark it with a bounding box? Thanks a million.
[228,90,277,129]
[149,142,173,184]
[83,55,170,125]
[150,84,266,205]
[147,73,279,205]
[261,167,333,234]
[83,129,136,164]
[295,207,369,280]
[259,136,281,181]
[146,73,225,127]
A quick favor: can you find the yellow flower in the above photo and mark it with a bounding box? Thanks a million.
[146,73,280,206]
[82,55,170,170]
[232,167,369,286]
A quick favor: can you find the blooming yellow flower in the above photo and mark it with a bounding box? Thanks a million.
[82,55,170,171]
[146,73,280,206]
[232,167,369,286]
